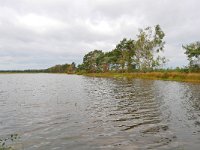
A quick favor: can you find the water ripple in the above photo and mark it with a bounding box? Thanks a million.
[0,74,200,149]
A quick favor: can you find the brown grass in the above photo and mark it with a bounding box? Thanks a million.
[83,72,200,83]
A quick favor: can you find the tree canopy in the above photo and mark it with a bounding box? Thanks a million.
[78,25,166,73]
[183,41,200,69]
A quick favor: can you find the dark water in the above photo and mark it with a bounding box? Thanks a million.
[0,74,200,150]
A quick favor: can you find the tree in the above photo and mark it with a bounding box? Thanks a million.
[101,52,112,72]
[115,38,136,72]
[115,39,127,71]
[183,41,200,69]
[108,49,121,71]
[82,50,104,72]
[124,39,136,71]
[135,25,165,71]
[67,62,76,73]
[46,63,74,73]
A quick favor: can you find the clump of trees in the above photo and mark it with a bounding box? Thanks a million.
[77,25,167,73]
[183,41,200,72]
[46,62,76,73]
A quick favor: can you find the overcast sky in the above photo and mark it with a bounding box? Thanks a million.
[0,0,200,70]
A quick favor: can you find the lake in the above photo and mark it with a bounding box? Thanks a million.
[0,74,200,150]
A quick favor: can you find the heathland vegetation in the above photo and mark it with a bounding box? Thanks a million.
[0,25,199,82]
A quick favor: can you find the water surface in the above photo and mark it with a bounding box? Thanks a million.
[0,74,200,150]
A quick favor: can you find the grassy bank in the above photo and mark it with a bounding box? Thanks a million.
[82,72,200,83]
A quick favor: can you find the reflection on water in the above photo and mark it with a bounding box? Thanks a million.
[0,74,200,150]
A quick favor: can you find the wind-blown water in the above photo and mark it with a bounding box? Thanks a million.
[0,74,200,150]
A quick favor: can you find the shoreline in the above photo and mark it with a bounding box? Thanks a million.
[1,72,200,83]
[82,72,200,83]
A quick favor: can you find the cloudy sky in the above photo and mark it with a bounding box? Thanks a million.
[0,0,199,70]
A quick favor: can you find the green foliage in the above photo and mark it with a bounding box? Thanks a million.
[46,62,76,73]
[82,50,104,72]
[183,41,200,58]
[79,24,166,73]
[183,41,200,71]
[134,25,166,70]
[115,38,136,72]
[0,69,46,73]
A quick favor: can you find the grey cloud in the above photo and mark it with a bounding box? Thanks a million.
[0,0,200,70]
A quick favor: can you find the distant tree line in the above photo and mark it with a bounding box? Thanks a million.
[46,62,76,73]
[0,62,76,73]
[0,69,46,73]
